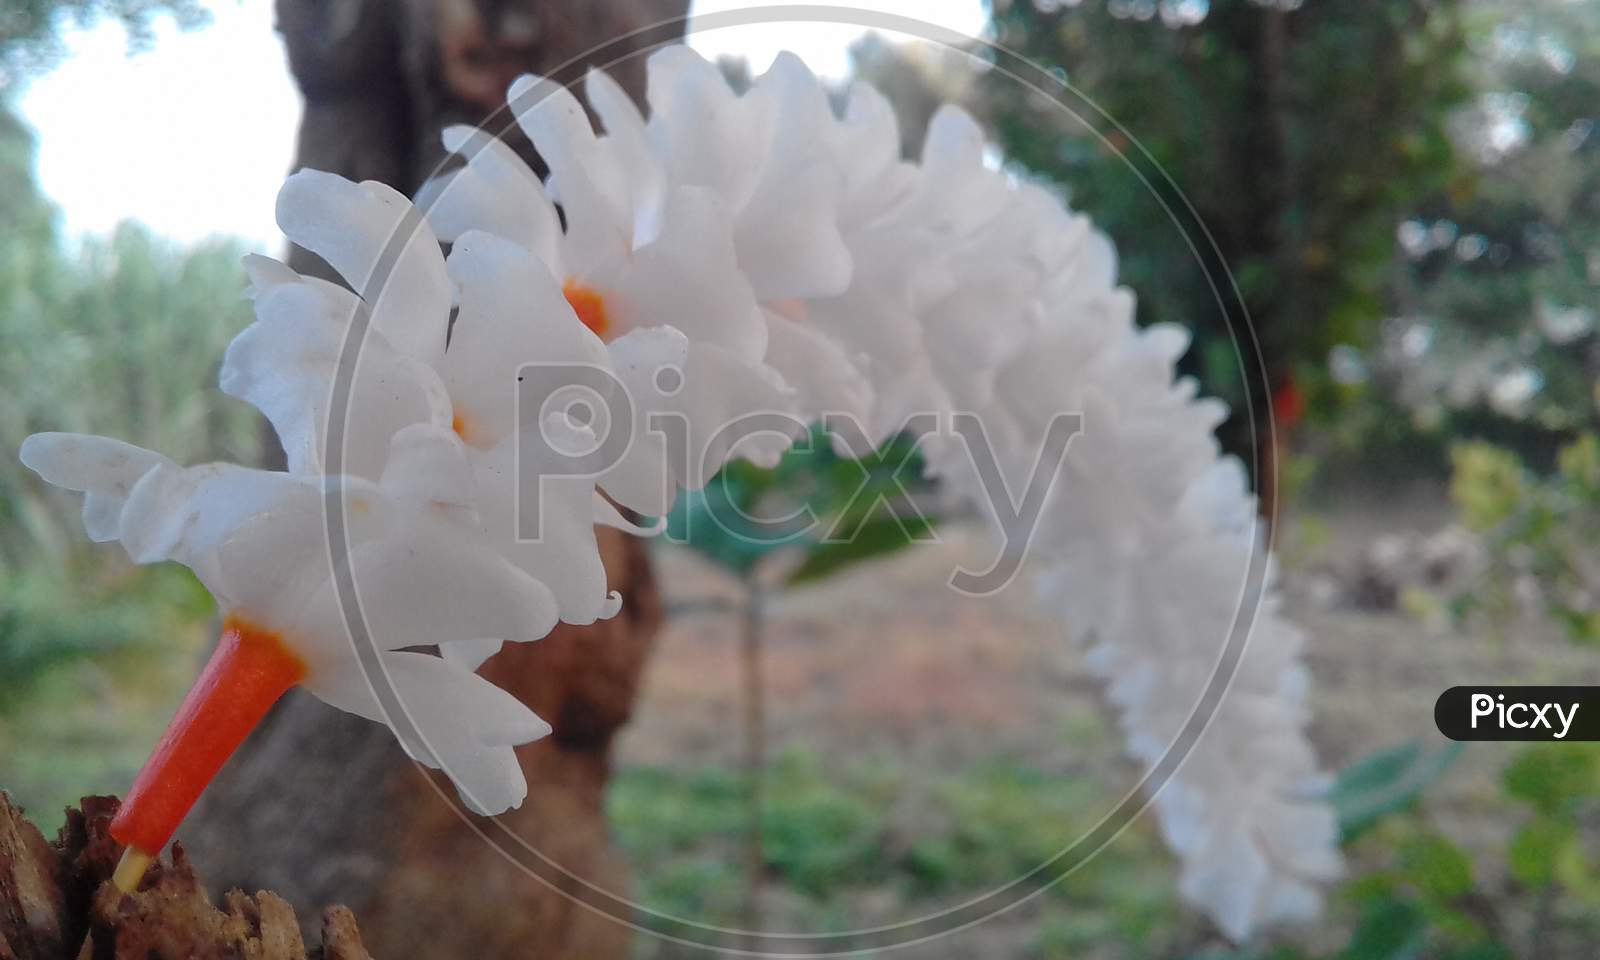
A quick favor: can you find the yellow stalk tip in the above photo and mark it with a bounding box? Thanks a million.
[111,846,154,894]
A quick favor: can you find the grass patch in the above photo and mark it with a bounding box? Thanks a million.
[609,748,1184,956]
[0,563,213,831]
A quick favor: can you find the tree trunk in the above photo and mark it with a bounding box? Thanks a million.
[183,3,685,956]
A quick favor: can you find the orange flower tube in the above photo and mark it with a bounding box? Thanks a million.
[109,617,307,891]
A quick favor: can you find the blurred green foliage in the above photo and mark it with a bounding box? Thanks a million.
[1329,741,1464,843]
[0,98,256,815]
[610,748,1189,957]
[1218,427,1600,959]
[0,563,210,825]
[1171,743,1600,960]
[982,0,1600,490]
[0,0,206,76]
[1449,433,1599,642]
[986,0,1469,462]
[1368,0,1600,462]
[1337,747,1600,960]
[0,109,261,577]
[611,737,1600,958]
[0,561,210,708]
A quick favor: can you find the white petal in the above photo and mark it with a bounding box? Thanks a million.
[762,308,873,434]
[119,462,345,615]
[440,636,506,672]
[735,52,852,299]
[592,491,665,536]
[645,46,771,208]
[19,433,174,543]
[608,186,765,361]
[673,341,798,487]
[304,649,550,815]
[275,169,452,362]
[240,252,300,295]
[834,82,916,227]
[442,230,610,447]
[598,431,674,518]
[908,105,1007,237]
[292,517,559,668]
[507,74,631,271]
[470,437,617,625]
[596,327,687,517]
[419,125,562,267]
[379,423,478,517]
[584,67,664,243]
[221,279,453,478]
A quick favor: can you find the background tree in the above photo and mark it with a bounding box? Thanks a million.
[984,0,1469,513]
[0,0,204,75]
[1350,0,1600,475]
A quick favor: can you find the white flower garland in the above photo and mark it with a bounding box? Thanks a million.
[20,45,1339,938]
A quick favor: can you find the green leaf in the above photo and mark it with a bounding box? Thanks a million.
[1503,744,1599,815]
[663,471,805,577]
[1341,897,1427,960]
[1450,442,1525,533]
[1331,742,1463,841]
[1437,945,1512,960]
[1508,816,1573,890]
[787,513,939,586]
[664,427,939,582]
[1399,833,1474,901]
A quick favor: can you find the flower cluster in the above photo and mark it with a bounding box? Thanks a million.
[21,46,1338,937]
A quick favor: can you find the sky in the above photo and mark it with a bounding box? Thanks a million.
[15,0,988,253]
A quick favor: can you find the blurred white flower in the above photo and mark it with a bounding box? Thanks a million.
[1397,219,1431,259]
[1489,366,1543,417]
[1400,323,1434,360]
[19,424,557,845]
[1536,299,1594,345]
[1328,344,1368,385]
[1455,233,1489,261]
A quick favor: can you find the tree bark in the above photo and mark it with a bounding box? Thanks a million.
[0,794,374,960]
[183,3,685,956]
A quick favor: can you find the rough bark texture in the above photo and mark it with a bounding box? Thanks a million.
[0,793,372,960]
[274,0,688,212]
[181,2,684,956]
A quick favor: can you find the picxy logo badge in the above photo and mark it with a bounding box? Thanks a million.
[1435,686,1599,741]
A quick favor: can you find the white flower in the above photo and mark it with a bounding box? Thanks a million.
[968,284,1341,939]
[20,425,557,830]
[273,174,454,364]
[223,254,452,479]
[797,89,1341,934]
[421,71,798,507]
[262,170,625,624]
[642,49,853,301]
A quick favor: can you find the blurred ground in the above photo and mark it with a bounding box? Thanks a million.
[612,479,1599,958]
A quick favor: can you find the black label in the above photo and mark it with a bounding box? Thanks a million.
[1435,686,1600,741]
